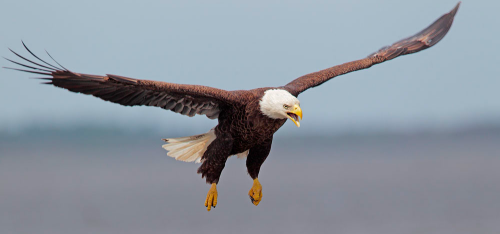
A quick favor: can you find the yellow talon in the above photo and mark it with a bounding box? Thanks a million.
[204,183,218,211]
[248,178,262,206]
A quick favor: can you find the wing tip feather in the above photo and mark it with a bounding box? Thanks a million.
[4,42,69,76]
[452,2,461,16]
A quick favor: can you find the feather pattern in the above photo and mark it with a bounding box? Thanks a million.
[162,129,217,163]
[3,45,244,119]
[284,2,460,96]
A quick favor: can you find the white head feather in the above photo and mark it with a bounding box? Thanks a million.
[259,89,300,119]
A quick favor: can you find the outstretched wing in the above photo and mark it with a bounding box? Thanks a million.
[4,43,242,119]
[284,2,460,96]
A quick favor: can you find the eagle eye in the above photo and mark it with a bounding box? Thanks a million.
[283,104,289,109]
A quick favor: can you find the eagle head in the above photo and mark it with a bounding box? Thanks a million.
[259,89,303,127]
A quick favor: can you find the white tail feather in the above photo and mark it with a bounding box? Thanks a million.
[236,150,249,159]
[162,129,216,163]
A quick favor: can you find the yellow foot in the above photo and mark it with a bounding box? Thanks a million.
[204,183,218,211]
[248,178,262,206]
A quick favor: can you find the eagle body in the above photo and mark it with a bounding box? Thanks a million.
[4,3,460,211]
[217,89,285,152]
[196,88,291,184]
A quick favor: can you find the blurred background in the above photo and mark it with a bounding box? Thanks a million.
[1,0,499,233]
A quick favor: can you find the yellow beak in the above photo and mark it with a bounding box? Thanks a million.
[286,104,303,128]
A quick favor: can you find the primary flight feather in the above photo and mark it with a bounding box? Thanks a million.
[4,2,460,211]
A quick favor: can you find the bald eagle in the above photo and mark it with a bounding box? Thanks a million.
[4,3,460,211]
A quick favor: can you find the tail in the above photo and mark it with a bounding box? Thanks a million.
[162,129,216,163]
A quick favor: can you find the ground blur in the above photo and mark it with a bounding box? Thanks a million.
[1,126,499,234]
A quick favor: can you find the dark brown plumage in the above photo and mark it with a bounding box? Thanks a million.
[4,2,460,210]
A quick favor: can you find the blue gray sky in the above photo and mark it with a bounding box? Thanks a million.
[1,0,498,135]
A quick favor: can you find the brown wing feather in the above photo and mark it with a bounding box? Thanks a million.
[284,2,460,96]
[4,45,242,119]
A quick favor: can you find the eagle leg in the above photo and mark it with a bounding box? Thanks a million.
[245,137,273,206]
[205,183,218,211]
[197,131,233,211]
[248,178,263,206]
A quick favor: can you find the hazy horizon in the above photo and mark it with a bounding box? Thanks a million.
[1,127,499,234]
